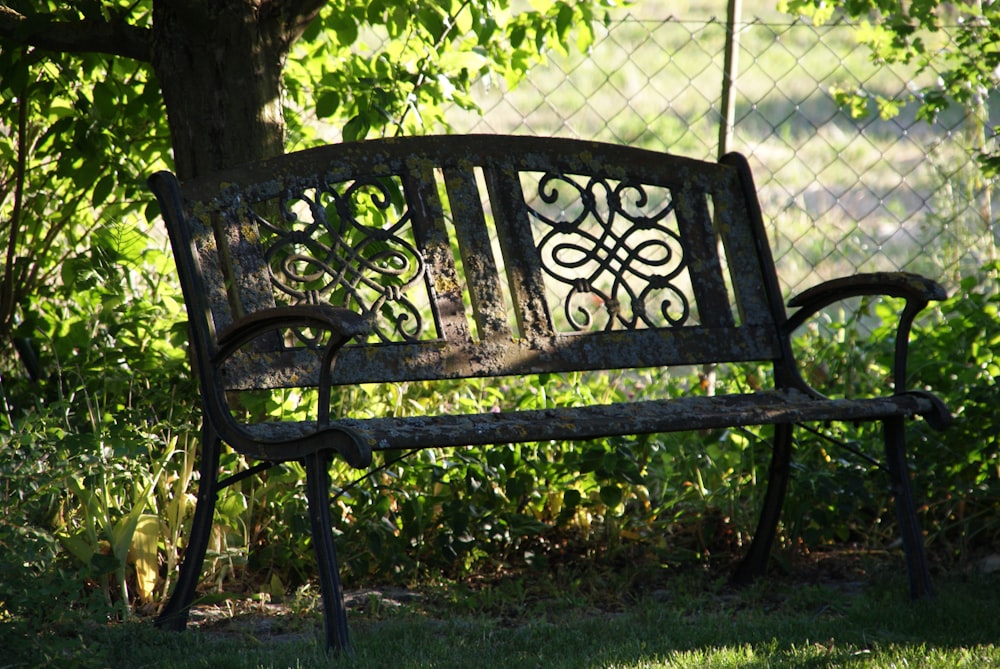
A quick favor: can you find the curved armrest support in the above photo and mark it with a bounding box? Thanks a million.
[785,272,947,395]
[786,272,946,332]
[207,305,372,466]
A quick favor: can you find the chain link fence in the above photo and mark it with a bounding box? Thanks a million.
[445,11,1000,296]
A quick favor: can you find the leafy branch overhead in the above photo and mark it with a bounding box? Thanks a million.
[0,0,612,342]
[291,0,606,141]
[780,0,1000,173]
[0,4,150,59]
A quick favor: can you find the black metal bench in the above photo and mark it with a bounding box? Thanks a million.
[147,135,951,652]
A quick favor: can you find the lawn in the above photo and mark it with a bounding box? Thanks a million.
[7,556,998,668]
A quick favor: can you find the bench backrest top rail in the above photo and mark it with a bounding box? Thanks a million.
[160,135,789,389]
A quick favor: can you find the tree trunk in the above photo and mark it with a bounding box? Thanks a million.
[151,2,291,180]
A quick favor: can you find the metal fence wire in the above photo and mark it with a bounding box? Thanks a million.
[444,13,1000,296]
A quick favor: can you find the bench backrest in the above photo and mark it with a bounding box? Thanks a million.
[156,135,790,391]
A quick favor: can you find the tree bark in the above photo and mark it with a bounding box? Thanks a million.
[151,1,290,179]
[0,1,329,178]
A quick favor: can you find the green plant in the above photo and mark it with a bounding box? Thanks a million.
[0,221,200,621]
[903,263,1000,558]
[780,0,1000,177]
[57,446,174,617]
[1,1,626,629]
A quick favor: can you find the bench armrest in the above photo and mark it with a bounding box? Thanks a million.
[213,302,369,411]
[784,271,947,401]
[785,272,946,332]
[207,305,372,466]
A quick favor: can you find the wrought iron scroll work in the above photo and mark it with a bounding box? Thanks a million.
[527,172,692,332]
[237,176,430,344]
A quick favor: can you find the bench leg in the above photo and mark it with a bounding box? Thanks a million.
[304,450,352,653]
[884,415,934,598]
[732,422,793,585]
[156,427,222,632]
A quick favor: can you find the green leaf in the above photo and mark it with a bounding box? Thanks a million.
[454,4,473,34]
[316,90,340,119]
[576,21,595,53]
[57,530,96,566]
[876,96,902,120]
[439,50,489,73]
[343,114,371,142]
[93,82,117,120]
[92,174,115,207]
[416,6,447,42]
[510,23,527,49]
[89,550,121,576]
[556,3,574,41]
[505,513,548,536]
[330,14,359,45]
[599,484,623,508]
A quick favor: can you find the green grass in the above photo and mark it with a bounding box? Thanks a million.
[6,564,998,668]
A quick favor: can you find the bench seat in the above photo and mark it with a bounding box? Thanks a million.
[241,388,947,456]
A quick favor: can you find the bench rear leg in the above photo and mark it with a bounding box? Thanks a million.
[732,422,793,585]
[156,426,222,631]
[304,450,352,653]
[884,415,934,598]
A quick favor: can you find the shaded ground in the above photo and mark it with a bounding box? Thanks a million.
[184,546,971,644]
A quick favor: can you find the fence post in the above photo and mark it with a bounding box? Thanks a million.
[707,0,745,395]
[719,0,743,159]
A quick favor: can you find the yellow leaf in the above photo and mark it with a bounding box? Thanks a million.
[270,573,286,601]
[129,515,161,603]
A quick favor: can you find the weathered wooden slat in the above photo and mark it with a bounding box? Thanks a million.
[402,164,471,346]
[239,389,942,452]
[441,164,512,342]
[673,182,737,328]
[218,324,782,389]
[482,162,555,339]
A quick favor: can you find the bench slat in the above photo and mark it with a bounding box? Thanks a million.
[484,163,556,339]
[219,323,784,389]
[403,166,472,345]
[673,181,737,328]
[238,389,940,455]
[442,165,512,342]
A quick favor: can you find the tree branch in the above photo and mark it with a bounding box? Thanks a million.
[267,0,329,45]
[0,5,151,62]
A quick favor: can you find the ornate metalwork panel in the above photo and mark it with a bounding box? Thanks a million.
[519,172,697,333]
[224,176,437,345]
[177,135,785,388]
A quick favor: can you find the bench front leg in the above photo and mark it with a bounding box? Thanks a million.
[156,423,222,632]
[884,415,934,598]
[732,422,793,585]
[304,450,353,653]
